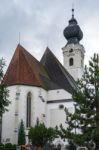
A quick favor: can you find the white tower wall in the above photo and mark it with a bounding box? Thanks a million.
[62,43,85,80]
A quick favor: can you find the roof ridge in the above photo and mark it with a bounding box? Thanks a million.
[40,47,53,64]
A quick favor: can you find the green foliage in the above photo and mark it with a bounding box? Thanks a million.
[18,120,26,146]
[0,143,16,150]
[28,122,57,147]
[60,54,99,149]
[5,143,16,150]
[67,140,76,150]
[0,58,10,117]
[0,143,4,150]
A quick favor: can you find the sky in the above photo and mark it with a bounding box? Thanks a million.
[0,0,99,69]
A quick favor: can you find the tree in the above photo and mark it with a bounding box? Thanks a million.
[60,54,99,149]
[28,122,57,150]
[0,58,10,116]
[65,140,76,150]
[18,120,26,146]
[0,58,10,143]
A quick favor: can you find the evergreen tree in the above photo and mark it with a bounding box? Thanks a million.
[28,122,57,149]
[60,54,99,149]
[0,58,10,143]
[0,58,10,116]
[18,120,26,146]
[68,140,76,150]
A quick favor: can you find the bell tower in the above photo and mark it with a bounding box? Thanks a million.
[62,8,85,81]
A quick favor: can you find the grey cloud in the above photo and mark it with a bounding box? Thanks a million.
[0,0,99,67]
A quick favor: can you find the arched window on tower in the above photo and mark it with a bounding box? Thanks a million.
[69,58,74,66]
[26,92,31,128]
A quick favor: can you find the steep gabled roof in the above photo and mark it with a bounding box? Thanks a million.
[3,44,49,88]
[40,47,76,93]
[4,44,76,93]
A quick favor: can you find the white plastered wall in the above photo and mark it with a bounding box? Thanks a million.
[2,85,47,144]
[62,43,85,80]
[2,85,75,145]
[46,89,74,128]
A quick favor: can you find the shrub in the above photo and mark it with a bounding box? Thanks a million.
[0,143,4,150]
[0,143,16,150]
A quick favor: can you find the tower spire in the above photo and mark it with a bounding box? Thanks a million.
[72,3,74,18]
[62,8,85,81]
[63,4,83,45]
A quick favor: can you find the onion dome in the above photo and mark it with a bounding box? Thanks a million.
[63,8,83,44]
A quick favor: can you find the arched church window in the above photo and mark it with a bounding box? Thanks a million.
[27,92,31,128]
[69,58,73,66]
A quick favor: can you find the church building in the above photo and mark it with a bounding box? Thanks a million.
[2,9,85,146]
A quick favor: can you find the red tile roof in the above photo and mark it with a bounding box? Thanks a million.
[3,44,49,88]
[3,44,76,92]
